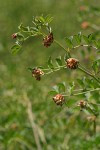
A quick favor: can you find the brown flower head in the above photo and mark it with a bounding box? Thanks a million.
[12,33,17,39]
[66,58,79,69]
[53,94,65,106]
[81,21,89,29]
[77,100,87,110]
[32,68,44,81]
[43,32,54,47]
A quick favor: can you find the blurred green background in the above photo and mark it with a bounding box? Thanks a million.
[0,0,100,149]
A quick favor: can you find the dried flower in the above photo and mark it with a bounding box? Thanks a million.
[32,68,44,81]
[12,33,17,39]
[77,100,87,110]
[43,32,54,47]
[53,94,65,106]
[66,58,79,69]
[81,21,89,29]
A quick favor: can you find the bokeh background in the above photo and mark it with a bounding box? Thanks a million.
[0,0,100,149]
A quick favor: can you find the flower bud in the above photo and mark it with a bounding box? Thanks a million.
[53,94,65,106]
[66,58,79,69]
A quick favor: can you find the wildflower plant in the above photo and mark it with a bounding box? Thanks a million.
[11,15,100,133]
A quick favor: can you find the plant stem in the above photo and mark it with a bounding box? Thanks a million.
[78,66,100,84]
[93,120,96,135]
[73,44,98,50]
[44,65,66,75]
[63,88,100,97]
[54,39,71,57]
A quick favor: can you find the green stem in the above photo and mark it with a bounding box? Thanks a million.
[73,44,98,50]
[63,88,100,97]
[93,120,96,135]
[44,65,66,75]
[78,66,100,84]
[54,39,71,57]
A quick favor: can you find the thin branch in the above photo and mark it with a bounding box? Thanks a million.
[78,65,100,84]
[54,39,71,57]
[73,44,98,50]
[63,88,100,97]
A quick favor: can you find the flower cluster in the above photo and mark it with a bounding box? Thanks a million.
[43,32,54,47]
[32,68,44,81]
[53,94,65,106]
[66,58,79,69]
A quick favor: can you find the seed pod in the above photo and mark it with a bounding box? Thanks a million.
[32,68,44,81]
[53,94,65,106]
[43,32,54,47]
[66,58,79,69]
[12,33,17,39]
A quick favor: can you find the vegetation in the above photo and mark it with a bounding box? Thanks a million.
[0,0,100,150]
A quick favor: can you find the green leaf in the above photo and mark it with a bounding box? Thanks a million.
[48,56,54,69]
[68,82,75,94]
[65,37,73,48]
[92,59,100,74]
[57,82,66,93]
[17,33,24,41]
[82,35,89,44]
[74,33,81,45]
[56,56,62,66]
[52,85,59,93]
[74,35,80,45]
[48,90,58,96]
[45,15,53,24]
[18,23,29,32]
[11,44,21,55]
[88,34,94,42]
[64,53,69,61]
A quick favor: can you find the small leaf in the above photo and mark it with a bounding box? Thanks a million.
[48,90,58,96]
[82,35,89,44]
[74,35,81,44]
[64,53,69,61]
[57,82,66,93]
[56,56,62,66]
[18,23,29,32]
[48,56,54,69]
[11,44,21,55]
[92,59,100,74]
[45,15,53,24]
[88,34,94,42]
[65,37,73,48]
[17,33,24,41]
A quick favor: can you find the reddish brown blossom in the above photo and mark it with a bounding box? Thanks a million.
[43,32,54,47]
[77,100,87,110]
[53,94,65,106]
[66,58,79,69]
[32,68,44,81]
[11,33,17,39]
